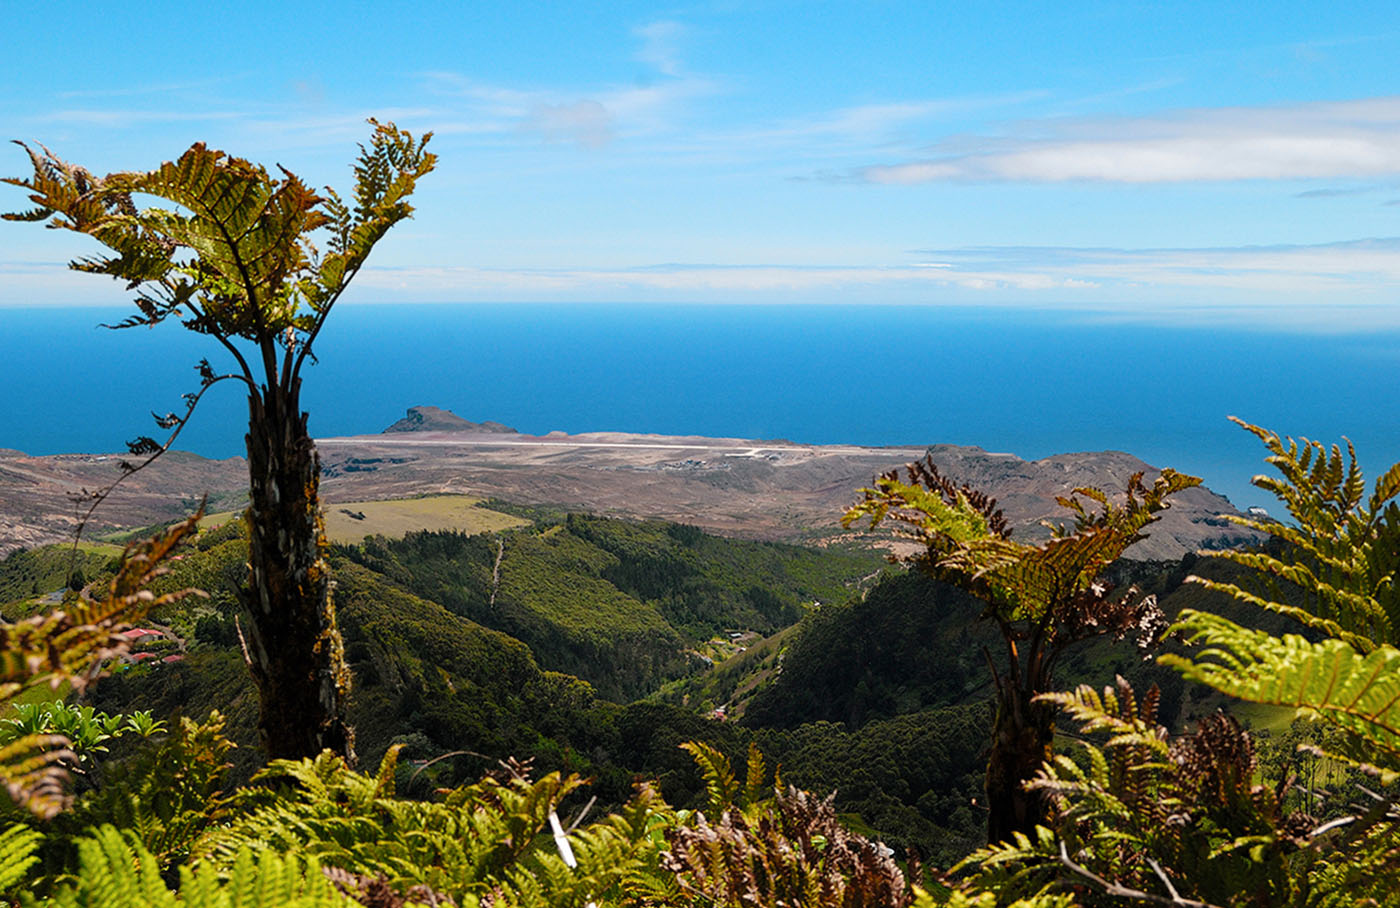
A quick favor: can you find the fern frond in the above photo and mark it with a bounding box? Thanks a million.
[1207,418,1400,648]
[0,515,201,694]
[1187,571,1380,653]
[372,743,401,800]
[0,822,42,896]
[0,733,74,820]
[1164,609,1400,771]
[679,740,739,814]
[742,741,768,809]
[0,517,201,819]
[42,825,355,907]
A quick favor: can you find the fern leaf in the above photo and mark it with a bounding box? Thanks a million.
[49,825,356,907]
[1163,610,1400,768]
[373,743,402,800]
[0,733,74,819]
[0,822,42,895]
[742,741,768,809]
[680,740,739,814]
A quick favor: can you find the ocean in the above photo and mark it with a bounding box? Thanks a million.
[3,303,1398,513]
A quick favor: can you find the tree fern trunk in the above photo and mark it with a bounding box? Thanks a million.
[240,384,355,764]
[985,684,1053,843]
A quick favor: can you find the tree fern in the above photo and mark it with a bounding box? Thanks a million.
[6,122,435,764]
[844,456,1198,840]
[948,676,1332,906]
[947,425,1400,905]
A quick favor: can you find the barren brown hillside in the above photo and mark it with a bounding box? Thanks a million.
[0,409,1262,558]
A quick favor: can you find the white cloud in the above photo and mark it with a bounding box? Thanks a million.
[9,237,1400,327]
[333,236,1400,326]
[415,21,716,149]
[521,100,614,148]
[861,96,1400,183]
[905,238,1400,308]
[633,21,686,76]
[702,93,1046,160]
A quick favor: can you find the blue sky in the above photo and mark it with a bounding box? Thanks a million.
[3,1,1400,326]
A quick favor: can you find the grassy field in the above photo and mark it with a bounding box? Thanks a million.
[74,540,125,557]
[201,495,529,544]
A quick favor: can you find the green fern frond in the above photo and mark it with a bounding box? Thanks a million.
[1204,418,1400,648]
[679,740,739,814]
[846,461,1197,623]
[950,825,1062,896]
[38,825,355,907]
[742,741,769,809]
[0,822,42,896]
[0,733,74,820]
[1187,571,1380,653]
[372,743,401,800]
[1164,609,1400,771]
[75,711,235,868]
[1036,680,1170,760]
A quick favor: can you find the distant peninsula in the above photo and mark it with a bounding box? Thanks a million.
[0,407,1264,559]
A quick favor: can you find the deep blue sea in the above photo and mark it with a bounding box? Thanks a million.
[3,303,1398,513]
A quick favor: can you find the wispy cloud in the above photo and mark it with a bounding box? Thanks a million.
[763,93,1045,145]
[8,235,1398,327]
[522,100,614,148]
[418,23,716,149]
[634,21,687,77]
[859,96,1400,184]
[1294,186,1379,198]
[335,236,1400,326]
[55,74,251,100]
[909,237,1400,299]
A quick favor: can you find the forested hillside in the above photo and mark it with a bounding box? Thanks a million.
[0,503,1299,866]
[7,430,1400,905]
[1,511,888,802]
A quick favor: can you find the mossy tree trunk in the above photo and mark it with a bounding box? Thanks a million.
[240,381,355,765]
[985,681,1054,844]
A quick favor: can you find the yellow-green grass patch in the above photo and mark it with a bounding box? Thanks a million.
[4,680,73,713]
[198,495,529,537]
[322,495,528,543]
[199,495,528,543]
[1225,699,1297,733]
[73,540,124,557]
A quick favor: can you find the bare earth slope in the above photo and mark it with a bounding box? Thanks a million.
[0,450,248,554]
[0,413,1261,558]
